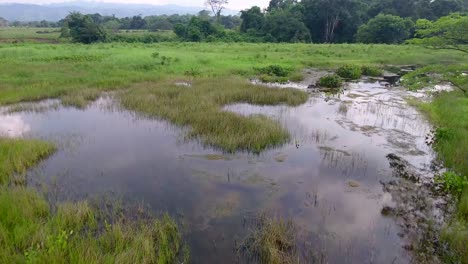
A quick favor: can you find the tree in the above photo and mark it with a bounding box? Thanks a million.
[174,17,220,41]
[205,0,229,22]
[263,9,311,42]
[411,13,468,53]
[267,0,297,11]
[356,14,414,43]
[0,17,8,28]
[63,12,107,44]
[240,6,265,33]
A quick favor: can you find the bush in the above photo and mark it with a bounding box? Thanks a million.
[254,65,292,77]
[336,65,362,80]
[361,65,382,77]
[64,12,107,44]
[318,75,343,88]
[437,172,468,197]
[356,14,415,44]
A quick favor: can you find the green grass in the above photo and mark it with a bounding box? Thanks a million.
[404,64,468,263]
[0,27,61,43]
[120,77,308,152]
[0,187,188,264]
[0,138,56,185]
[0,42,465,106]
[0,139,188,263]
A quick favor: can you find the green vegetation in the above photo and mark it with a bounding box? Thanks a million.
[442,191,468,263]
[411,13,468,53]
[404,63,468,263]
[0,187,187,263]
[318,74,343,88]
[255,64,294,83]
[120,77,307,152]
[239,214,299,264]
[336,64,362,80]
[356,14,414,44]
[1,42,463,107]
[0,138,187,263]
[361,65,382,76]
[437,172,468,197]
[63,12,108,44]
[0,138,55,185]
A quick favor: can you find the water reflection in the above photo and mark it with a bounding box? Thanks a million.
[0,81,439,263]
[0,114,30,137]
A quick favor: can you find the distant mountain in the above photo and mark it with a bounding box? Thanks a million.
[0,1,239,22]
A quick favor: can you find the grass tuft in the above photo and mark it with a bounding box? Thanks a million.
[120,77,308,153]
[0,138,56,185]
[239,214,299,264]
[0,187,188,264]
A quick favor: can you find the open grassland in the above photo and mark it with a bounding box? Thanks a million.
[0,27,61,43]
[0,43,465,104]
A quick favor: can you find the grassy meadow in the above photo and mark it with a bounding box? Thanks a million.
[0,31,467,262]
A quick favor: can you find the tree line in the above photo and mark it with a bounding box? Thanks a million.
[2,0,466,45]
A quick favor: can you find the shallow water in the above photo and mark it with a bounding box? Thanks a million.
[0,82,440,263]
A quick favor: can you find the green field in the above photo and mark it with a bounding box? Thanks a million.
[0,27,177,43]
[0,27,61,42]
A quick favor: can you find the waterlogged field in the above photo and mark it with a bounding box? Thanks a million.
[0,40,467,263]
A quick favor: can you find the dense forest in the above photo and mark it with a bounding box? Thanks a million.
[1,0,467,44]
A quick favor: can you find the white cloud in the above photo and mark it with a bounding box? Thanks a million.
[0,115,30,137]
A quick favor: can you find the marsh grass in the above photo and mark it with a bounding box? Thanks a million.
[0,138,188,263]
[404,64,468,263]
[0,138,56,185]
[0,187,188,264]
[0,42,465,108]
[442,190,468,264]
[120,77,308,152]
[238,214,299,264]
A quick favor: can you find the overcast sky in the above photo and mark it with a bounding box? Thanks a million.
[0,0,270,10]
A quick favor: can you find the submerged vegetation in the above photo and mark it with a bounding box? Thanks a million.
[238,214,299,264]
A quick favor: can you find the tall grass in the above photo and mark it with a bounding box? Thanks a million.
[120,77,308,152]
[405,64,468,263]
[0,138,56,185]
[0,187,188,264]
[0,42,465,106]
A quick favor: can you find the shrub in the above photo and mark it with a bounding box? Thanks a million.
[361,65,382,76]
[63,12,107,44]
[255,65,292,77]
[318,75,343,88]
[336,64,362,80]
[437,172,468,197]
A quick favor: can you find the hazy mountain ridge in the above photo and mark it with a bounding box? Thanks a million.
[0,1,239,22]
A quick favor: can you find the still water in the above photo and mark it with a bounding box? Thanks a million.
[0,81,439,263]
